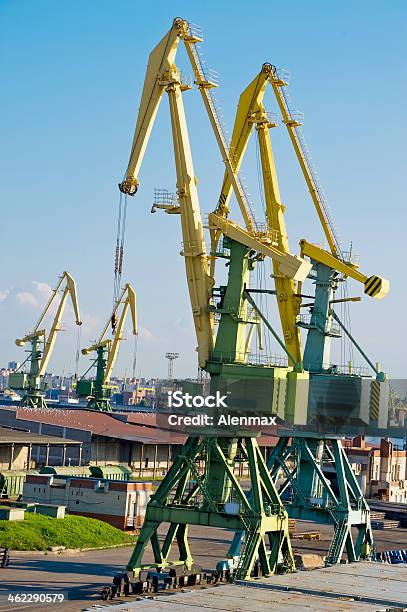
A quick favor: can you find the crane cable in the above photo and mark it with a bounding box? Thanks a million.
[74,323,82,381]
[132,334,138,380]
[113,192,128,318]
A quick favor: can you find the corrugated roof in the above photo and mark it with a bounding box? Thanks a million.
[0,407,186,445]
[125,412,158,427]
[0,426,81,446]
[0,407,280,447]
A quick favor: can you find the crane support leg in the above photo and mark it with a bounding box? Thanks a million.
[228,434,374,566]
[127,435,294,580]
[300,262,337,372]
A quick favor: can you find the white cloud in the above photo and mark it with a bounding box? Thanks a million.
[0,290,9,302]
[17,291,38,307]
[32,281,53,301]
[15,281,53,310]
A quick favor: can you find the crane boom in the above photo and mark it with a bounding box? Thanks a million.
[181,27,256,234]
[39,273,81,376]
[119,26,180,195]
[15,271,81,376]
[16,272,81,345]
[119,19,214,369]
[215,66,303,363]
[82,283,137,383]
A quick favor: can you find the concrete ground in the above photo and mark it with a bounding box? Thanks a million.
[92,562,407,612]
[0,522,406,612]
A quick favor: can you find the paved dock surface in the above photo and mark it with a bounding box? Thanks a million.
[88,562,407,611]
[0,523,406,611]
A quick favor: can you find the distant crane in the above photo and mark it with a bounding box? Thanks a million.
[9,272,81,409]
[76,283,137,411]
[165,352,179,379]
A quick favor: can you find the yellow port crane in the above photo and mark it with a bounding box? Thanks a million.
[118,20,300,580]
[9,271,82,408]
[217,63,389,369]
[76,283,137,411]
[118,18,311,370]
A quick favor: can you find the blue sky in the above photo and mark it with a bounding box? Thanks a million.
[1,0,406,379]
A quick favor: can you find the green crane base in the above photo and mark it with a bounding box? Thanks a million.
[19,393,47,409]
[85,397,112,412]
[127,435,295,580]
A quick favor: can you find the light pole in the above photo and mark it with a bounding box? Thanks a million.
[165,352,179,379]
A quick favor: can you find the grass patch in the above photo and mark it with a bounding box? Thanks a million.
[0,513,136,551]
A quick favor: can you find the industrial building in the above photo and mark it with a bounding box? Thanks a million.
[0,406,183,475]
[0,426,82,471]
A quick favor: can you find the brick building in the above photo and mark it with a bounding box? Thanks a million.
[344,435,407,502]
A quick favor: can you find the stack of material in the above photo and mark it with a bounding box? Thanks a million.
[370,511,386,520]
[370,510,399,529]
[371,519,400,530]
[369,502,407,527]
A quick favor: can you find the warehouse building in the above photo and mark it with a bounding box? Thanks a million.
[0,406,184,475]
[0,426,82,497]
[0,426,82,471]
